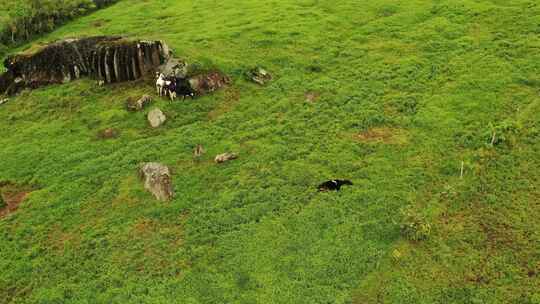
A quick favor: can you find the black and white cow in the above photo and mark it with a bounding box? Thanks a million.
[317,179,353,192]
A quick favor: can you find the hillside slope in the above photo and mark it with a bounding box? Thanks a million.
[0,0,539,303]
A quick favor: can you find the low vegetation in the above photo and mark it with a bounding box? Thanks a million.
[0,0,538,303]
[0,0,117,57]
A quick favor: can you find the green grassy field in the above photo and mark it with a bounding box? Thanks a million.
[1,0,539,303]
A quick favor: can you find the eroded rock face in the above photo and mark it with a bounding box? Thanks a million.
[147,108,166,128]
[0,36,169,95]
[139,163,174,201]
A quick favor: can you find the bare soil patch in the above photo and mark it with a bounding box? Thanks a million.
[0,182,32,219]
[355,127,408,144]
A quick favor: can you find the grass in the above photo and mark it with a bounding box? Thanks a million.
[0,0,539,303]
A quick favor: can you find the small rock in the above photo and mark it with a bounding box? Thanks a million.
[193,144,205,158]
[147,108,167,128]
[139,162,174,201]
[126,94,152,111]
[97,128,119,140]
[97,80,105,87]
[215,152,238,164]
[247,67,272,85]
[0,98,8,106]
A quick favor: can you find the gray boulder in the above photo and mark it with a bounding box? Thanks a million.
[215,152,238,164]
[126,94,152,111]
[147,108,166,128]
[158,58,188,78]
[139,162,174,201]
[247,67,272,85]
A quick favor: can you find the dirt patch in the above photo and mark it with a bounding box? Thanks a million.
[91,20,106,28]
[0,182,32,219]
[355,127,408,144]
[208,87,240,120]
[305,91,320,103]
[48,226,82,252]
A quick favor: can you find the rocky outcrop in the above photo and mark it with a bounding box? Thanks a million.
[0,36,169,95]
[189,71,231,95]
[139,163,174,202]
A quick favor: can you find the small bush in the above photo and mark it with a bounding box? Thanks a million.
[400,206,432,241]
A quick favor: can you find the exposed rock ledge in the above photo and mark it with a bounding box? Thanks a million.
[0,36,169,95]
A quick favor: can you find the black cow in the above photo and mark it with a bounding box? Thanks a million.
[318,179,353,192]
[175,77,196,100]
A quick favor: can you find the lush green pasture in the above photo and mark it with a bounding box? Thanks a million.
[0,0,539,303]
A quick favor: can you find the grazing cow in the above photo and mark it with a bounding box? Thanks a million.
[165,78,177,101]
[176,77,195,100]
[155,72,167,96]
[318,179,353,192]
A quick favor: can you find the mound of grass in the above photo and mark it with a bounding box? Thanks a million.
[0,0,539,303]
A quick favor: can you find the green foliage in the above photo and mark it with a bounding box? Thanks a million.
[0,0,539,303]
[0,0,116,46]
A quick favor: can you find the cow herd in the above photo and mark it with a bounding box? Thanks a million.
[155,72,195,101]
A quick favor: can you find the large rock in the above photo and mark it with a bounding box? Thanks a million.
[139,163,174,201]
[147,108,166,128]
[0,36,169,95]
[158,58,188,78]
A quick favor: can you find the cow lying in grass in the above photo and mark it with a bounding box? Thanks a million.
[318,179,353,192]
